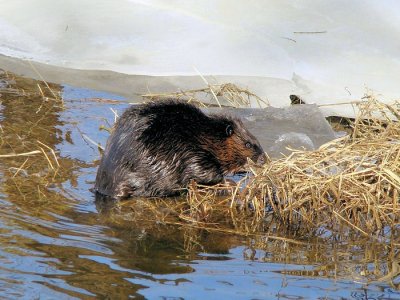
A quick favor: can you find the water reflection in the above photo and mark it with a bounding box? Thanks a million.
[0,70,398,299]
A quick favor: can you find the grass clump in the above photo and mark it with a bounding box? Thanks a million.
[244,97,399,235]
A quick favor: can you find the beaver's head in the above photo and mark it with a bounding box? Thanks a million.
[204,117,266,174]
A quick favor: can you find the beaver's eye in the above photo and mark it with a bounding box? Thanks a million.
[226,125,233,137]
[245,142,252,149]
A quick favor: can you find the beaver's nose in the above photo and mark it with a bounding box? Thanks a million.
[257,153,267,165]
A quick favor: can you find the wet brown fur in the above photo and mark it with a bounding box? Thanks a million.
[94,100,265,199]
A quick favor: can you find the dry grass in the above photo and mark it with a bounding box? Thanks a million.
[244,97,399,235]
[142,82,269,108]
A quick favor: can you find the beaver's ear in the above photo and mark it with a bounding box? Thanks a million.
[226,125,233,137]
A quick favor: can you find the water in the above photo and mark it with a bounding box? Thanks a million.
[0,72,399,299]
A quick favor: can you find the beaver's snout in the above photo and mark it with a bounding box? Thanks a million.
[256,153,267,165]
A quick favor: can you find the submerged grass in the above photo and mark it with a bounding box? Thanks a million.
[0,70,65,201]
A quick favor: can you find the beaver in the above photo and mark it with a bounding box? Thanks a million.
[94,100,265,199]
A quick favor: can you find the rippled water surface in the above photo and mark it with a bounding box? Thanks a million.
[0,71,399,299]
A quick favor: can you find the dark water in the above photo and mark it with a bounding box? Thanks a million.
[0,72,399,299]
